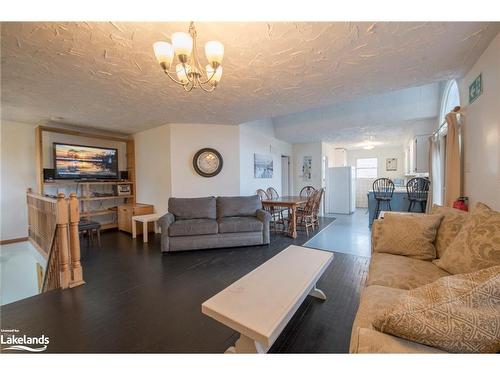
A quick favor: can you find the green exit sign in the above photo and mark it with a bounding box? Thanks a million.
[469,73,482,104]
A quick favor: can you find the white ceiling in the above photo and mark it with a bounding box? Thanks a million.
[323,120,437,150]
[1,22,499,135]
[272,81,441,147]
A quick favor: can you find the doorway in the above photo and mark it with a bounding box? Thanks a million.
[281,155,291,196]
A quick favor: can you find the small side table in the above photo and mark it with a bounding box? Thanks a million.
[132,213,162,243]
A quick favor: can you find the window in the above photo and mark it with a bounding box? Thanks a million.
[439,80,460,124]
[356,158,378,179]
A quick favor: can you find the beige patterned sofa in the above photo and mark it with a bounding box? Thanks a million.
[349,209,460,353]
[350,203,500,353]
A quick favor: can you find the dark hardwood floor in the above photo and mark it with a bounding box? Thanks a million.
[0,218,369,353]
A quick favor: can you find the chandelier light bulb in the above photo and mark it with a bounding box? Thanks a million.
[205,41,224,66]
[153,42,174,69]
[176,63,191,84]
[206,64,223,85]
[154,22,221,92]
[172,32,193,59]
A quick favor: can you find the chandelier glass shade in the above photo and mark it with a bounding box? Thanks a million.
[153,22,224,92]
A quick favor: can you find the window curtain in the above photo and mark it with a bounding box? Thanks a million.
[444,112,462,207]
[426,134,442,212]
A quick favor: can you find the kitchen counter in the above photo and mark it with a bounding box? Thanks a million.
[368,187,407,193]
[367,190,427,225]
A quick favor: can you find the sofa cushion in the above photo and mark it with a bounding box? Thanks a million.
[350,285,445,354]
[370,219,384,253]
[218,217,263,234]
[373,265,500,353]
[431,204,469,258]
[351,285,405,333]
[373,212,443,260]
[168,197,216,220]
[217,195,261,218]
[352,328,445,353]
[366,253,450,290]
[168,219,218,237]
[433,202,500,274]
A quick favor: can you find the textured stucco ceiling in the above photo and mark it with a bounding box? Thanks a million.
[1,22,499,134]
[272,81,442,146]
[323,119,438,150]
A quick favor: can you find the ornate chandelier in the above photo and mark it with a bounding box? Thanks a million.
[153,22,224,92]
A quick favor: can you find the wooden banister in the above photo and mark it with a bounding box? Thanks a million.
[27,189,84,292]
[56,193,71,289]
[69,193,84,287]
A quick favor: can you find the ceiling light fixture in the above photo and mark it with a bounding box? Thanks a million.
[363,145,375,150]
[153,22,224,92]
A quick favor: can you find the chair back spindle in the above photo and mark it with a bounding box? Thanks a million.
[372,178,395,200]
[406,178,430,201]
[256,189,270,201]
[266,187,279,199]
[300,186,316,197]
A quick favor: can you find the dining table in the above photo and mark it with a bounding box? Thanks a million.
[261,196,309,239]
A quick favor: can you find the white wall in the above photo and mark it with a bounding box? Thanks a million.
[458,32,500,211]
[239,119,292,196]
[292,143,323,196]
[346,147,406,180]
[169,123,240,197]
[134,124,171,215]
[0,121,38,240]
[347,146,406,207]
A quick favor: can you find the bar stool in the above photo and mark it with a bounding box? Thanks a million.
[79,220,101,249]
[373,178,395,219]
[406,177,430,212]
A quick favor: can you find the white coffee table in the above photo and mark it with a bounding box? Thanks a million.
[132,213,162,243]
[201,245,333,353]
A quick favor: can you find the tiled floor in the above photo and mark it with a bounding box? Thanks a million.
[304,209,371,257]
[0,241,47,305]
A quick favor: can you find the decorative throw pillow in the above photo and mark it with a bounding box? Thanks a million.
[373,213,443,260]
[370,219,384,254]
[433,203,500,274]
[373,265,500,353]
[431,204,469,258]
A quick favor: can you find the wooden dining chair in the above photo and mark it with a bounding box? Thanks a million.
[296,190,317,236]
[406,177,430,212]
[256,189,269,201]
[266,187,279,199]
[258,188,285,233]
[299,185,316,197]
[312,188,324,227]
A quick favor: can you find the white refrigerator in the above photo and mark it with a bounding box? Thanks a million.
[327,166,356,214]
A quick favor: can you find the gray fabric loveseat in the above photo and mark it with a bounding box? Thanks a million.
[159,195,271,252]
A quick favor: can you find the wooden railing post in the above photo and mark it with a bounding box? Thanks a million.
[56,193,71,289]
[68,193,85,287]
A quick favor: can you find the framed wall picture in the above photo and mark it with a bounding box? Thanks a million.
[386,158,397,171]
[254,153,273,178]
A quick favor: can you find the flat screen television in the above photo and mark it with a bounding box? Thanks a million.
[53,143,119,180]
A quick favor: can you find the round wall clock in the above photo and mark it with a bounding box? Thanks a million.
[193,148,223,177]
